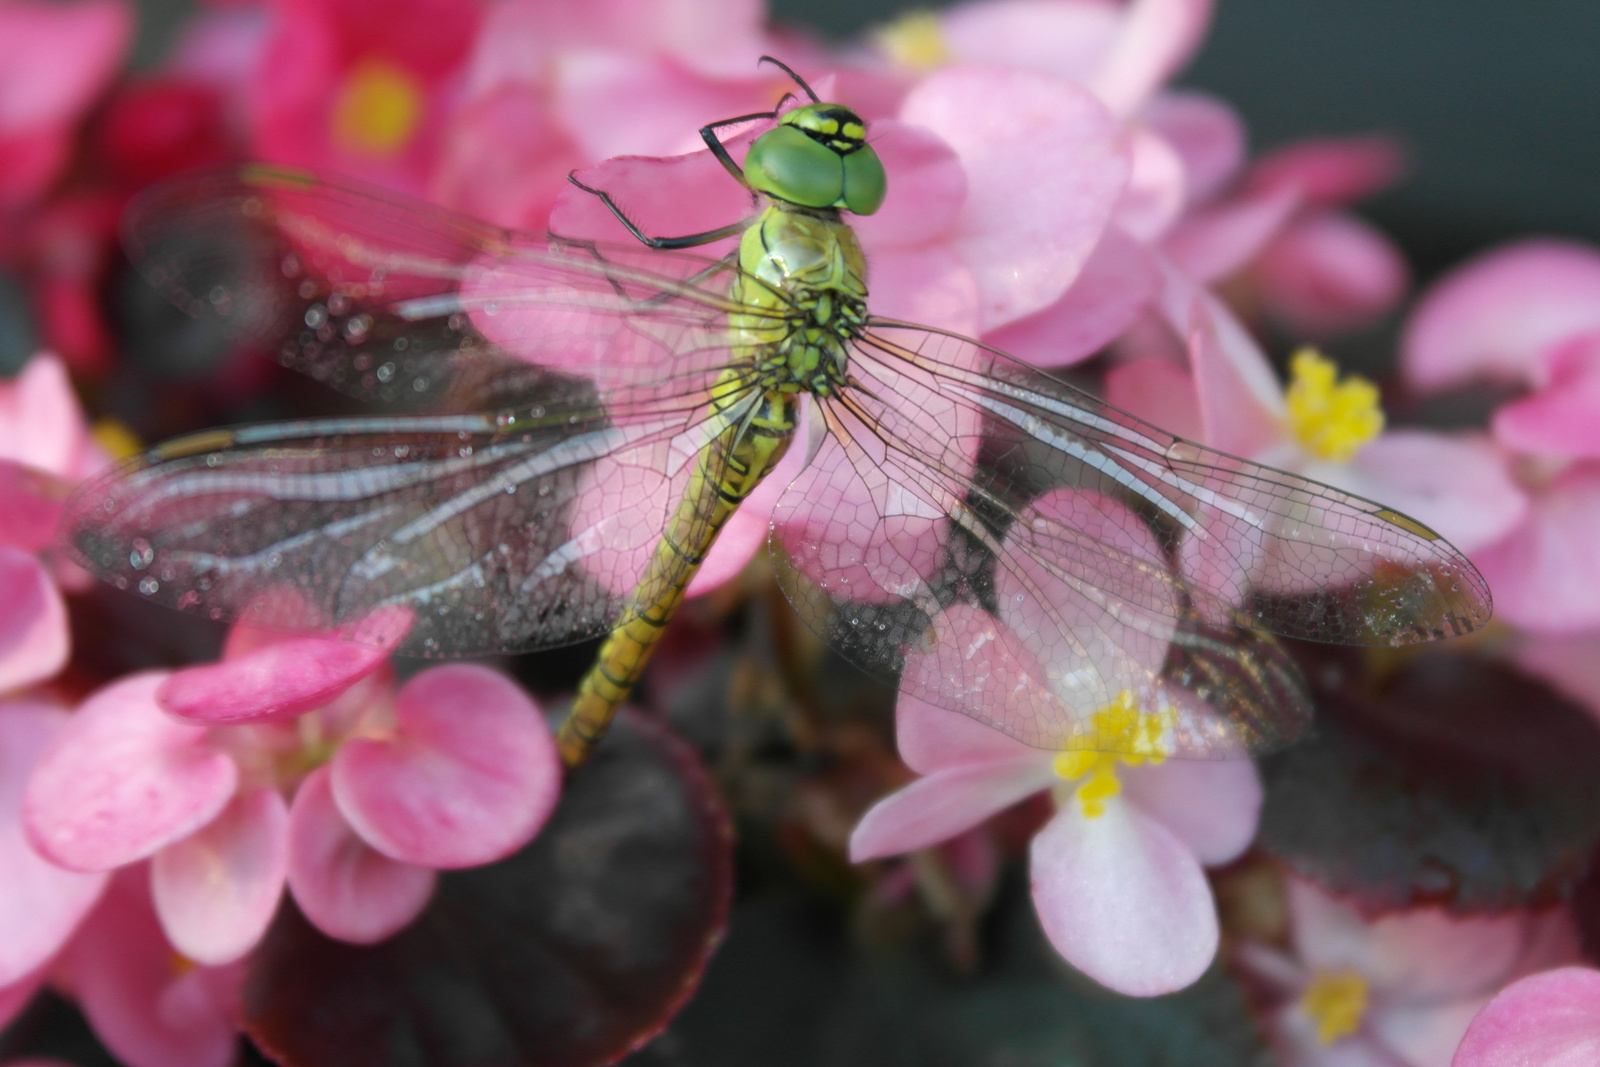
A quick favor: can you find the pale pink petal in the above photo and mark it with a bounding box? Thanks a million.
[895,684,1042,775]
[159,629,399,725]
[151,788,289,966]
[0,354,90,475]
[1373,998,1488,1067]
[1031,798,1218,995]
[1142,90,1246,205]
[1120,757,1260,866]
[850,757,1052,861]
[863,243,982,337]
[1178,283,1287,457]
[331,665,559,868]
[0,547,68,691]
[900,66,1129,330]
[1512,630,1600,723]
[24,674,237,872]
[850,120,966,249]
[1255,211,1410,336]
[1087,0,1213,116]
[1103,357,1203,441]
[1288,878,1525,1001]
[1453,968,1600,1067]
[1114,127,1185,241]
[1245,135,1404,209]
[0,702,106,985]
[1492,330,1600,458]
[984,228,1160,368]
[1337,430,1528,554]
[1403,240,1600,391]
[61,869,238,1067]
[286,766,435,944]
[429,86,576,230]
[1473,465,1600,631]
[547,144,751,255]
[938,0,1122,82]
[1163,183,1300,283]
[0,0,131,132]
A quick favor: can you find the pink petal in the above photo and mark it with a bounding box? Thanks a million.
[1030,798,1218,995]
[0,546,68,692]
[1087,0,1213,116]
[0,354,92,477]
[0,702,107,985]
[1177,282,1287,457]
[862,243,982,337]
[1512,630,1600,723]
[1473,465,1600,632]
[1403,240,1600,391]
[1142,90,1246,206]
[1103,357,1203,442]
[286,766,435,944]
[430,86,576,230]
[160,625,402,725]
[984,228,1160,369]
[1120,757,1260,866]
[1492,330,1600,458]
[850,119,967,249]
[900,66,1129,330]
[1114,126,1185,241]
[1244,135,1405,210]
[0,965,46,1032]
[938,0,1122,82]
[24,673,236,872]
[1163,183,1300,283]
[1255,211,1410,336]
[1453,967,1600,1067]
[849,757,1052,862]
[331,665,560,868]
[1287,878,1526,1001]
[60,868,239,1067]
[548,144,750,256]
[896,677,1047,774]
[0,460,69,553]
[1337,430,1527,554]
[0,0,131,133]
[1372,998,1489,1067]
[150,788,288,966]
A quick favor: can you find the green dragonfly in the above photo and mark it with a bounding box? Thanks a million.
[68,59,1491,768]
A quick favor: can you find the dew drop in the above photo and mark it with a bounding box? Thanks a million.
[138,576,159,595]
[304,304,329,329]
[129,539,155,570]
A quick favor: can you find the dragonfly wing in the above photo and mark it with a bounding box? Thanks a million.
[124,166,777,409]
[64,380,743,657]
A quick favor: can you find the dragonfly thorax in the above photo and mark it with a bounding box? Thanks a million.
[733,203,868,397]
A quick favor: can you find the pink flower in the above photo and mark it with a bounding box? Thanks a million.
[1401,240,1600,631]
[0,0,132,209]
[1452,966,1600,1067]
[850,489,1261,996]
[23,617,561,962]
[1238,878,1581,1067]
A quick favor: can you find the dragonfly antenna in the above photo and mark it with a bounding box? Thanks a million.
[758,55,821,103]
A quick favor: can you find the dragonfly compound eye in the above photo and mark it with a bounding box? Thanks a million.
[744,105,886,215]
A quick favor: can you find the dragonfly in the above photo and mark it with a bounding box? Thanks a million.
[66,58,1491,769]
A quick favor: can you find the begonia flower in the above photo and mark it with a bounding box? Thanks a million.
[1451,966,1600,1067]
[23,616,561,962]
[1238,877,1581,1067]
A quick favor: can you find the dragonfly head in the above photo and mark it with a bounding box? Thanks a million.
[744,103,886,216]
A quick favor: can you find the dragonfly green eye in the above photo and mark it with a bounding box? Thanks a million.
[744,104,886,215]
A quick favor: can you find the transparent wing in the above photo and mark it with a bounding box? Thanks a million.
[771,319,1490,756]
[123,165,783,409]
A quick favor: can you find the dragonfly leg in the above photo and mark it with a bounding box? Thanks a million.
[565,173,752,249]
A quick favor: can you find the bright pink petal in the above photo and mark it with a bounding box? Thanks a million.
[1031,798,1218,995]
[1473,465,1600,632]
[1087,0,1213,116]
[150,788,288,966]
[61,869,239,1067]
[548,145,750,256]
[1453,967,1600,1067]
[0,460,69,553]
[1142,90,1245,205]
[0,966,46,1031]
[331,665,559,868]
[1337,430,1527,554]
[1163,184,1300,283]
[1403,240,1600,391]
[0,547,68,691]
[1255,211,1410,336]
[850,757,1052,861]
[1492,330,1600,458]
[937,0,1121,82]
[1287,878,1526,1001]
[0,0,131,132]
[984,228,1160,369]
[1120,757,1260,866]
[286,766,435,944]
[24,673,236,872]
[429,86,576,230]
[900,66,1129,330]
[0,702,107,985]
[1244,134,1404,209]
[1103,357,1203,442]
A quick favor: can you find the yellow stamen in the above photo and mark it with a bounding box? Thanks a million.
[875,10,950,72]
[91,417,142,461]
[1052,690,1173,818]
[331,59,423,157]
[1285,348,1384,463]
[1301,969,1369,1045]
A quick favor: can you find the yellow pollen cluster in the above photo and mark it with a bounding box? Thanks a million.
[875,11,950,72]
[1300,969,1369,1045]
[1052,690,1171,818]
[332,58,423,157]
[1285,348,1385,463]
